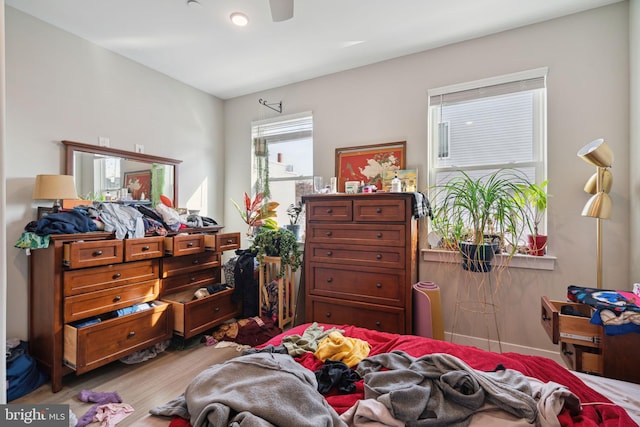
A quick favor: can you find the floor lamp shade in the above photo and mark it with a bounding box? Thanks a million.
[583,169,612,194]
[577,138,614,168]
[581,192,612,219]
[33,174,78,207]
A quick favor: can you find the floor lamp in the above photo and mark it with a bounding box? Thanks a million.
[577,138,614,289]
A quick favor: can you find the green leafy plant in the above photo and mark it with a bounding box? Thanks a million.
[250,227,302,278]
[429,169,532,269]
[515,180,549,236]
[231,192,279,231]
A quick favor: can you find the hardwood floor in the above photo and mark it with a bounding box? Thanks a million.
[11,342,245,426]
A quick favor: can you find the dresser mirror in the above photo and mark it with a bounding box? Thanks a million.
[62,140,181,206]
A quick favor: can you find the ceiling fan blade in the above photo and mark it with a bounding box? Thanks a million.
[269,0,294,22]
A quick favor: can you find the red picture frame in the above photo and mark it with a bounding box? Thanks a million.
[123,170,151,200]
[335,141,406,192]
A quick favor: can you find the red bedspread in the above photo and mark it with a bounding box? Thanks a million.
[261,323,637,427]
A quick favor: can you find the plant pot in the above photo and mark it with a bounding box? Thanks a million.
[460,242,496,272]
[527,234,547,256]
[282,224,302,242]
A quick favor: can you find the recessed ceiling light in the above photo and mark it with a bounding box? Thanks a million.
[230,12,249,27]
[186,0,201,7]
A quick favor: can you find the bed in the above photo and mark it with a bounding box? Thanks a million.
[155,322,639,426]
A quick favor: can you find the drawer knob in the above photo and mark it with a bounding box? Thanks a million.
[563,350,573,356]
[93,250,103,257]
[187,242,194,247]
[214,307,220,312]
[193,259,200,265]
[325,231,332,237]
[326,277,333,283]
[112,273,121,279]
[377,233,382,238]
[376,254,382,260]
[375,321,381,327]
[324,312,332,318]
[227,239,233,243]
[127,331,136,338]
[376,283,382,288]
[190,276,197,282]
[326,208,333,214]
[326,251,333,257]
[541,314,550,322]
[142,246,150,251]
[113,296,121,302]
[376,208,382,213]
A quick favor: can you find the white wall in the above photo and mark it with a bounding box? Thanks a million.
[630,0,639,283]
[4,7,225,339]
[225,3,631,355]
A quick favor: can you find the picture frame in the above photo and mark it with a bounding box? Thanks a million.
[335,141,406,192]
[37,206,55,219]
[123,170,152,201]
[382,168,418,192]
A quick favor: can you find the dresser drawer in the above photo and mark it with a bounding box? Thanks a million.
[161,252,220,278]
[64,301,171,374]
[64,259,160,296]
[161,268,221,296]
[305,224,405,246]
[307,242,405,268]
[63,240,124,269]
[354,198,406,222]
[162,287,241,338]
[164,234,205,256]
[561,342,602,375]
[540,296,601,348]
[306,199,353,222]
[309,296,405,334]
[308,262,405,307]
[216,232,241,252]
[64,279,160,322]
[124,236,165,261]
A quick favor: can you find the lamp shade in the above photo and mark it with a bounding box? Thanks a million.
[581,192,612,219]
[577,138,614,168]
[583,169,613,194]
[33,175,78,200]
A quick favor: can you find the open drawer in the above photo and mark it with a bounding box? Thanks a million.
[64,301,171,374]
[162,286,241,339]
[540,296,602,347]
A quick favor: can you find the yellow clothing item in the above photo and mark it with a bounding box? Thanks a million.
[314,331,371,368]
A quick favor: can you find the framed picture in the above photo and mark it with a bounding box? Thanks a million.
[335,141,406,192]
[382,169,418,192]
[37,206,55,219]
[123,170,151,200]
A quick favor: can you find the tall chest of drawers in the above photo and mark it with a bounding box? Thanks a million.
[29,229,240,392]
[303,193,418,334]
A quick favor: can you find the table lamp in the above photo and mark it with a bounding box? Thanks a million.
[577,138,614,289]
[33,174,78,212]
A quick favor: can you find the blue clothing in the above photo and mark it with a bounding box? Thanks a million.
[35,209,97,235]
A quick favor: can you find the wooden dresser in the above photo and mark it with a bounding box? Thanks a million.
[29,228,240,392]
[303,193,418,334]
[541,296,640,384]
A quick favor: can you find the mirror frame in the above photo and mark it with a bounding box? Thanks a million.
[62,140,182,205]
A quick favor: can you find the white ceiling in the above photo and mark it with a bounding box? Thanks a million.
[6,0,622,100]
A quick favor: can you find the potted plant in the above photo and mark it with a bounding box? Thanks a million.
[231,192,279,237]
[429,169,531,272]
[515,180,550,256]
[283,201,304,241]
[249,227,303,278]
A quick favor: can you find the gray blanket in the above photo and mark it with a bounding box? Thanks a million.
[152,352,346,427]
[357,351,539,426]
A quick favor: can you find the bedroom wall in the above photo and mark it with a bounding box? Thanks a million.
[3,6,225,340]
[224,2,630,356]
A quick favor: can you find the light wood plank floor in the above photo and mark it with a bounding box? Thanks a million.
[11,343,245,426]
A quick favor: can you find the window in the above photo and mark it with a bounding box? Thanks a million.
[428,68,548,235]
[251,112,313,226]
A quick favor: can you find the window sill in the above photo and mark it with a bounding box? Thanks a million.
[421,249,556,271]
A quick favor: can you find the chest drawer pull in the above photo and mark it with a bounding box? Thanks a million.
[187,242,194,247]
[376,254,382,260]
[375,321,381,327]
[376,283,382,288]
[190,276,197,282]
[326,208,333,214]
[376,208,382,213]
[326,251,333,256]
[93,250,103,257]
[113,295,121,302]
[112,273,121,280]
[192,259,200,265]
[324,312,332,318]
[325,231,332,237]
[214,307,221,312]
[377,233,382,238]
[326,277,333,283]
[142,246,150,251]
[127,331,136,338]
